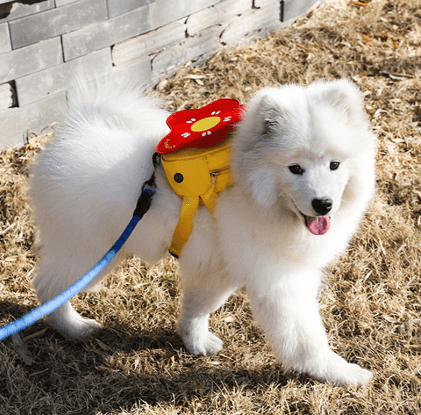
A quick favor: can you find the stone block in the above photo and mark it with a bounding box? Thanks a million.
[107,0,155,18]
[186,0,252,36]
[0,92,66,146]
[0,0,55,24]
[15,48,112,106]
[55,0,80,6]
[62,4,150,61]
[0,131,24,150]
[149,0,220,29]
[0,82,13,110]
[0,22,11,54]
[112,18,185,67]
[254,0,280,7]
[283,0,317,22]
[9,0,108,49]
[220,3,281,45]
[0,37,62,84]
[109,57,152,88]
[152,26,220,76]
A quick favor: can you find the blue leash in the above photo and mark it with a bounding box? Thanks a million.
[0,215,140,341]
[0,163,158,342]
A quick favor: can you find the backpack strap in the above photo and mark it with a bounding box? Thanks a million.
[157,99,244,257]
[161,138,232,257]
[169,196,200,257]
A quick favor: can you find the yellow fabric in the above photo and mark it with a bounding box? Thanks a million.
[161,137,232,257]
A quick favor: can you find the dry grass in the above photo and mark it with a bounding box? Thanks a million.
[1,0,421,413]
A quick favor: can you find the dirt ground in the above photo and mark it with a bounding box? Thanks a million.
[0,0,420,413]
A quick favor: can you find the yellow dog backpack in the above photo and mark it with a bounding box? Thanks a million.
[156,99,245,257]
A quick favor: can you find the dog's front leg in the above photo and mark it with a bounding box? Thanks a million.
[246,263,372,386]
[178,270,237,357]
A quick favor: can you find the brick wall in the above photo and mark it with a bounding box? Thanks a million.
[0,0,322,150]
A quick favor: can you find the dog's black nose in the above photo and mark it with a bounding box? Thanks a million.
[312,198,333,216]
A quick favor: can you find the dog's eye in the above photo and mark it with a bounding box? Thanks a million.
[330,161,340,171]
[288,164,304,175]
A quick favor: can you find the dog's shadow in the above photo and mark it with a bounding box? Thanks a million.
[1,314,299,411]
[89,325,295,408]
[0,301,36,324]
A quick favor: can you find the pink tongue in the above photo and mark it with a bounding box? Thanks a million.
[306,216,330,235]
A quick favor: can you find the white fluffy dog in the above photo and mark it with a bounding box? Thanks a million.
[30,79,376,386]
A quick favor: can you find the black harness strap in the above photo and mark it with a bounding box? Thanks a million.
[132,152,160,219]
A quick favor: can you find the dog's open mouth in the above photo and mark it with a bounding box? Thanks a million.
[303,215,331,236]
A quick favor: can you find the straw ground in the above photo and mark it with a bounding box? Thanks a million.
[1,0,420,413]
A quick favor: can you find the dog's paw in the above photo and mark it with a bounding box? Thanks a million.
[55,317,103,339]
[305,351,372,387]
[46,303,103,338]
[67,318,103,338]
[182,331,223,356]
[329,362,373,387]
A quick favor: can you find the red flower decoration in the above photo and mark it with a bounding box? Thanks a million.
[157,99,245,154]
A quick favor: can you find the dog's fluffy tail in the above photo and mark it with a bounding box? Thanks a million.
[65,81,169,134]
[30,82,170,262]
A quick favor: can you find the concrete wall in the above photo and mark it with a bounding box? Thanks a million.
[0,0,321,150]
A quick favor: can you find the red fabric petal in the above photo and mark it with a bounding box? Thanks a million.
[157,98,245,154]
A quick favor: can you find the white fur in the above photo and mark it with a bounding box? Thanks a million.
[30,79,376,386]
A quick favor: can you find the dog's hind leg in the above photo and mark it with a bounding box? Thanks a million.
[43,301,103,337]
[33,249,124,338]
[178,270,237,356]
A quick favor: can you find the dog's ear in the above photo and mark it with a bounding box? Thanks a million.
[258,93,289,138]
[315,79,366,124]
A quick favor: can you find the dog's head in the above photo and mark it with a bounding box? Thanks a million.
[232,79,376,235]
